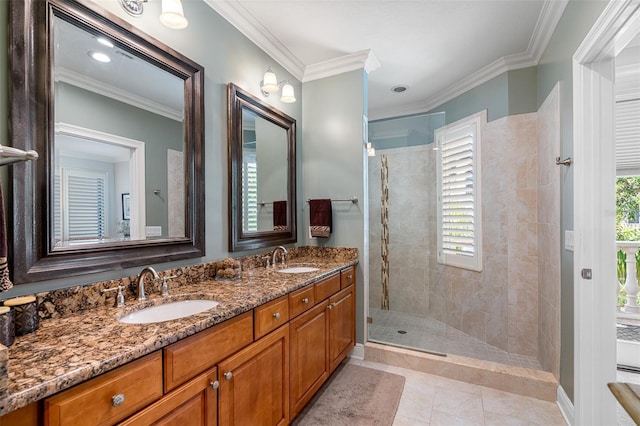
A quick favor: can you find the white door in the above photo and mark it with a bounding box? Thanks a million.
[574,1,640,424]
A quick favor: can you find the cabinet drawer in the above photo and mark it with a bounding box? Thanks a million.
[341,266,356,289]
[255,295,289,339]
[314,273,340,302]
[44,352,163,426]
[164,311,253,392]
[289,285,315,318]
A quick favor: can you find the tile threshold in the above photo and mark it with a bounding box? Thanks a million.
[365,341,557,402]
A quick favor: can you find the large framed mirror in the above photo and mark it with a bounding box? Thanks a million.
[9,0,205,283]
[228,83,296,251]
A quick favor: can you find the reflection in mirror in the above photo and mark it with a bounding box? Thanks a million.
[228,83,296,251]
[241,107,288,233]
[53,16,186,248]
[9,0,204,283]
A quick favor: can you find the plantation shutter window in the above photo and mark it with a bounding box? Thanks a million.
[435,112,483,271]
[242,150,258,232]
[55,168,109,243]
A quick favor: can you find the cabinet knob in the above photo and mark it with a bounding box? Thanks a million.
[347,274,353,280]
[301,298,309,304]
[273,312,280,319]
[224,371,233,380]
[327,304,333,311]
[210,380,219,390]
[112,393,125,407]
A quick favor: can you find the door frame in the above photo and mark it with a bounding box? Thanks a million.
[573,0,640,424]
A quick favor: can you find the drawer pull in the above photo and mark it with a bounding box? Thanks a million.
[301,298,309,304]
[273,312,281,319]
[347,274,353,280]
[224,371,233,380]
[112,393,125,407]
[210,380,219,390]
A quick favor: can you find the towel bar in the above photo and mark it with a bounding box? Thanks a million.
[306,197,358,204]
[0,145,39,166]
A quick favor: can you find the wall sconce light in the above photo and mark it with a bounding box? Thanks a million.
[260,66,296,103]
[119,0,189,29]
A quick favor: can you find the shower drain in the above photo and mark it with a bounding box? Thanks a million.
[397,330,407,334]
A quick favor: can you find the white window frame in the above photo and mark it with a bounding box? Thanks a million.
[435,111,483,272]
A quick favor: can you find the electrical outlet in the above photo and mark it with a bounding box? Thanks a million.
[146,226,162,237]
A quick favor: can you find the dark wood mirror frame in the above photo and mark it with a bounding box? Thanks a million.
[9,0,205,283]
[228,83,297,251]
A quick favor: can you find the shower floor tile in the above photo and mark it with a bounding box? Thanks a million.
[368,308,544,371]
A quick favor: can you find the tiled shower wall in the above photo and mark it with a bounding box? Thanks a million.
[369,110,553,360]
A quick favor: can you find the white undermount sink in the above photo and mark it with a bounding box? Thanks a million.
[119,299,219,324]
[277,266,320,274]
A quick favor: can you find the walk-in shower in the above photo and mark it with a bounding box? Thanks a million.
[366,111,545,371]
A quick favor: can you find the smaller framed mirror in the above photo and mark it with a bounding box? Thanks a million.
[228,83,296,251]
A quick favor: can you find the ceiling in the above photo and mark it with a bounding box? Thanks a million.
[206,0,569,120]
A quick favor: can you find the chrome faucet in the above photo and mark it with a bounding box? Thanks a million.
[137,266,159,301]
[271,246,287,267]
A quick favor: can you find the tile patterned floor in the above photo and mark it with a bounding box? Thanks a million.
[369,308,543,370]
[348,358,567,425]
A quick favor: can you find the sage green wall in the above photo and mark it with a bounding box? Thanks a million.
[426,67,537,125]
[536,0,608,403]
[302,69,367,343]
[427,72,509,123]
[1,0,302,296]
[508,66,538,115]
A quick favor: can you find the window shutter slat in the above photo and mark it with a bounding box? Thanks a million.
[435,114,483,271]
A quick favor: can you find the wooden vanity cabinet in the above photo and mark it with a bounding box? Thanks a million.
[218,324,289,426]
[289,300,330,419]
[14,265,356,426]
[289,267,356,420]
[329,284,356,371]
[44,352,163,426]
[118,367,218,426]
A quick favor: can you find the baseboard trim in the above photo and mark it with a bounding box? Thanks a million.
[350,343,365,360]
[557,385,574,425]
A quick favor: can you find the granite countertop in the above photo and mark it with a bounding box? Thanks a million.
[0,255,357,415]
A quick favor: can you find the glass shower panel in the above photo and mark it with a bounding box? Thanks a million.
[367,112,448,355]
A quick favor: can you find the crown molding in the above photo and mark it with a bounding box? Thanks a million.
[204,0,568,119]
[203,0,305,80]
[370,0,569,120]
[56,68,183,122]
[528,0,569,64]
[303,50,381,82]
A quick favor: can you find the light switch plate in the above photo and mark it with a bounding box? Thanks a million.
[565,230,574,251]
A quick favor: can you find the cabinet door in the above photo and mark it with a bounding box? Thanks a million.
[218,325,289,426]
[329,284,355,372]
[289,300,329,419]
[119,367,217,426]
